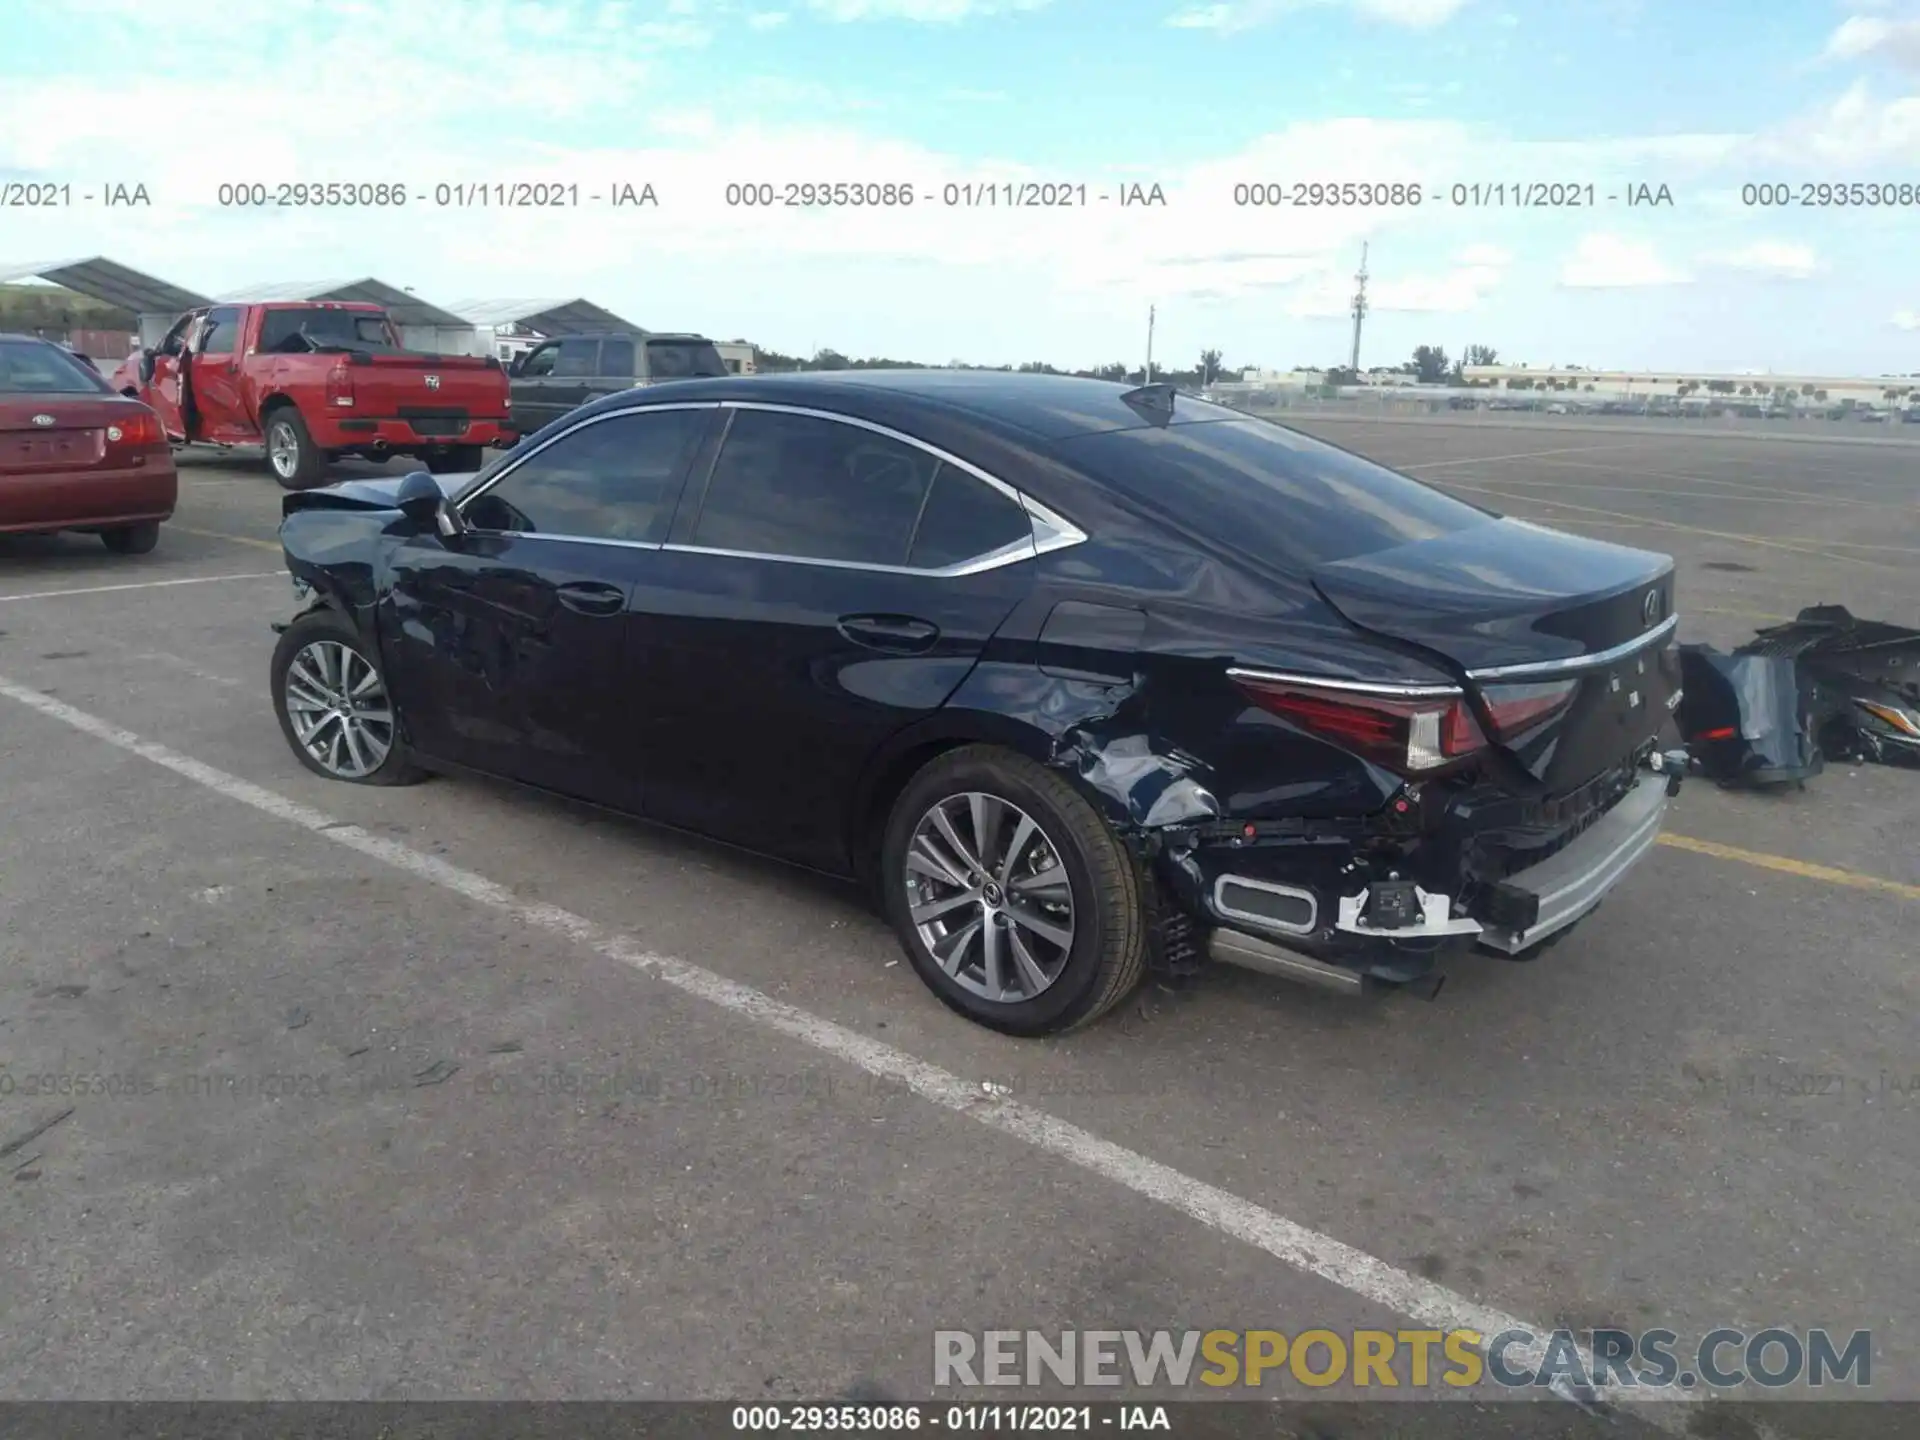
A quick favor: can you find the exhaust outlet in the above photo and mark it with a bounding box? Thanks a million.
[1209,927,1366,995]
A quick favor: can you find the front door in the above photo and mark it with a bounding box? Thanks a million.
[187,306,251,440]
[376,402,715,807]
[143,312,198,439]
[629,404,1040,874]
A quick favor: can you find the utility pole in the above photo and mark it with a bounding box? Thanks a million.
[1349,243,1369,375]
[1145,304,1156,383]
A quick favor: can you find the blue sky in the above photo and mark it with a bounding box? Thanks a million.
[3,0,1917,374]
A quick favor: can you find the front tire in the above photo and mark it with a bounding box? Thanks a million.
[101,522,160,555]
[270,609,424,786]
[881,745,1146,1036]
[265,406,329,490]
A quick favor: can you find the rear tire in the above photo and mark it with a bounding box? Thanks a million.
[100,522,160,555]
[424,445,484,474]
[265,406,328,490]
[270,608,425,786]
[880,745,1146,1037]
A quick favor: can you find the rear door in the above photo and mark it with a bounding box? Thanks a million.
[625,403,1040,873]
[593,336,638,401]
[378,403,714,805]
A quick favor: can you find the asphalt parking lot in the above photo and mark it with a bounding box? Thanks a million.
[2,420,1916,1431]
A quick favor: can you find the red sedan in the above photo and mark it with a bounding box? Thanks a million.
[0,333,176,554]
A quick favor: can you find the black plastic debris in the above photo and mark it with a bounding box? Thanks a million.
[1676,606,1920,787]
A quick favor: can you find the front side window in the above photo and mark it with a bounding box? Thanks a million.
[553,338,599,378]
[688,410,943,566]
[518,344,558,378]
[462,408,707,543]
[199,307,243,356]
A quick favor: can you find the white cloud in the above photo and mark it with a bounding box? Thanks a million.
[1284,250,1506,316]
[1751,80,1920,166]
[1558,234,1691,288]
[1703,241,1825,278]
[1894,309,1920,330]
[804,0,1050,18]
[747,8,791,25]
[1824,15,1920,70]
[1454,243,1512,267]
[1168,0,1468,30]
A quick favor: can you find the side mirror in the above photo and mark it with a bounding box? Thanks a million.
[395,469,460,535]
[138,350,157,383]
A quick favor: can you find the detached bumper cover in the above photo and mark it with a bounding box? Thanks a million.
[1474,769,1670,955]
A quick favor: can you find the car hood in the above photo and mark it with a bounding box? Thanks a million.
[280,469,468,518]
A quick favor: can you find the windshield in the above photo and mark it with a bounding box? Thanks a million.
[1057,417,1492,572]
[260,308,398,354]
[0,340,112,394]
[646,339,728,379]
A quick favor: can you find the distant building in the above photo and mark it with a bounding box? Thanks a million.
[716,341,756,375]
[1461,365,1909,408]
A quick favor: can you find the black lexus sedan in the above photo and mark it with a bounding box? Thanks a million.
[269,371,1685,1036]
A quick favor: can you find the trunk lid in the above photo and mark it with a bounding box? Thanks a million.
[280,469,463,518]
[0,396,145,474]
[1311,517,1679,790]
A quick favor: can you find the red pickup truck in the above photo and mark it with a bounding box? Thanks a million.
[110,301,511,488]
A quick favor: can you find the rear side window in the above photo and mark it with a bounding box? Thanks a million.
[0,340,109,394]
[1057,419,1489,569]
[647,339,728,379]
[462,408,705,543]
[600,337,634,377]
[907,468,1032,569]
[688,409,941,566]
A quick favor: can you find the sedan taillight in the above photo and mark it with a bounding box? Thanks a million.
[1233,674,1488,775]
[105,408,166,457]
[1476,679,1580,739]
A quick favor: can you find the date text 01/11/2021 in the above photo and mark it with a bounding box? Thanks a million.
[731,1405,1173,1432]
[1228,180,1677,208]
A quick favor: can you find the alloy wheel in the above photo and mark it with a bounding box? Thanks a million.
[282,640,395,779]
[268,420,300,479]
[903,791,1076,1003]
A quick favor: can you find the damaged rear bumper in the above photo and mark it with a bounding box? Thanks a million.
[1191,759,1681,989]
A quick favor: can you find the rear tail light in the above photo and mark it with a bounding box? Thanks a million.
[326,361,355,408]
[1476,679,1579,739]
[1232,674,1488,775]
[105,408,165,457]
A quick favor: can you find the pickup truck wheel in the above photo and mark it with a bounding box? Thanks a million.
[101,522,160,555]
[264,407,328,490]
[425,445,485,474]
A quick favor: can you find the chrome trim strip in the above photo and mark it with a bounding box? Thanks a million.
[1475,770,1669,955]
[451,397,1090,576]
[658,536,1037,580]
[1225,666,1461,700]
[1211,875,1320,938]
[461,530,663,552]
[1465,614,1680,681]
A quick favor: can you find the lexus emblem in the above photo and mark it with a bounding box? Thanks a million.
[1641,589,1661,627]
[424,375,441,390]
[31,413,55,427]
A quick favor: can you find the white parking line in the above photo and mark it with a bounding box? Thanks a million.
[0,671,1703,1428]
[0,572,281,603]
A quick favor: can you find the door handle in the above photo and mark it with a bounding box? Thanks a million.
[555,581,626,616]
[837,614,940,654]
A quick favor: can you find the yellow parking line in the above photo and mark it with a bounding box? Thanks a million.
[1658,833,1920,902]
[170,524,282,553]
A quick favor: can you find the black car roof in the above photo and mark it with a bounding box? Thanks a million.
[573,369,1245,442]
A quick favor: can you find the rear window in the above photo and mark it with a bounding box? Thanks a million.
[1057,418,1491,569]
[259,308,396,354]
[0,340,110,394]
[646,339,728,379]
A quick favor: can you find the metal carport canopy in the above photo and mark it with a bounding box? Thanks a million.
[447,297,646,337]
[216,278,469,329]
[0,256,211,315]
